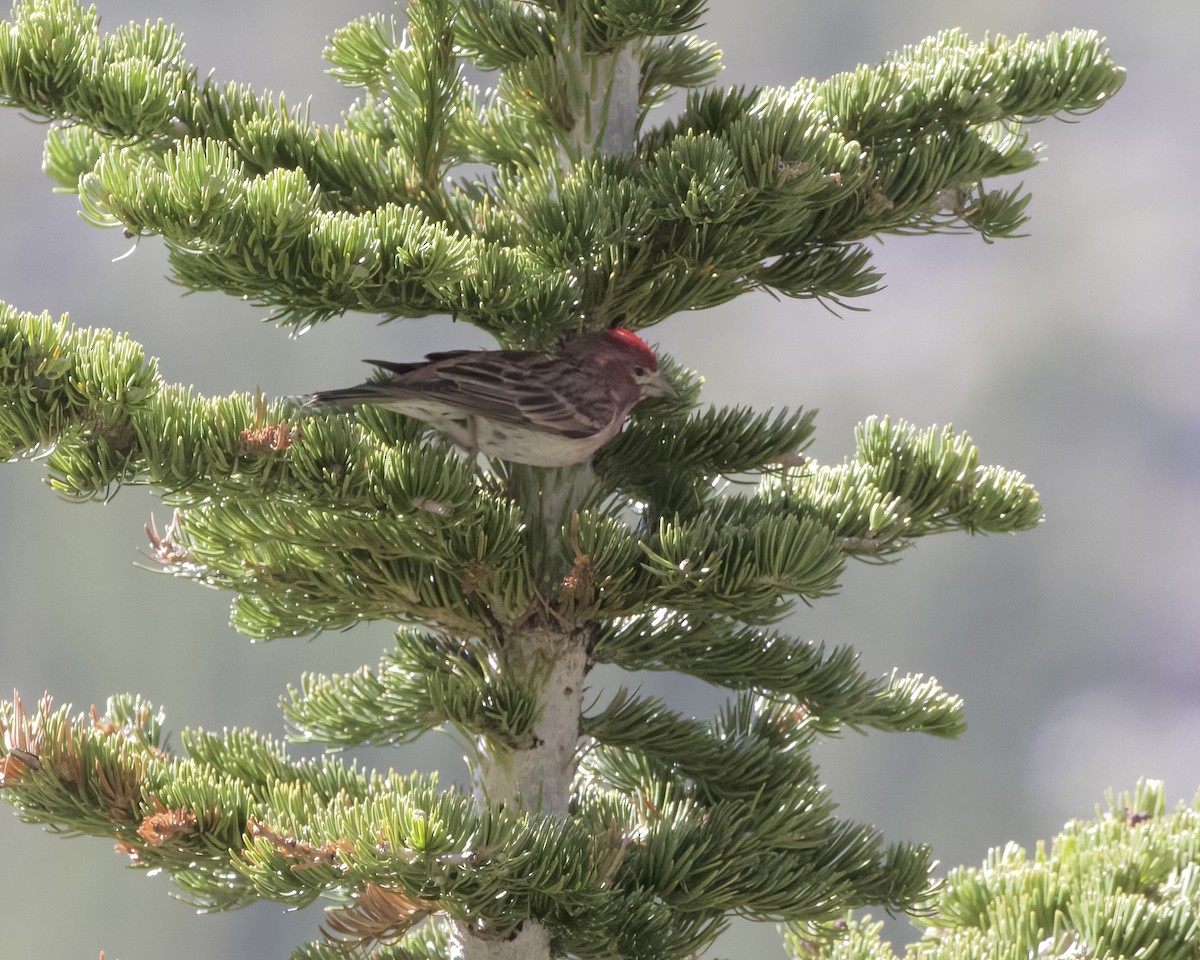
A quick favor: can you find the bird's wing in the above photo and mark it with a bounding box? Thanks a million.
[423,353,619,438]
[513,372,619,438]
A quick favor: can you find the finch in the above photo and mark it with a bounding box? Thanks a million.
[306,329,671,467]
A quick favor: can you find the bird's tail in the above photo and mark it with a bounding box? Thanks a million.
[305,383,392,407]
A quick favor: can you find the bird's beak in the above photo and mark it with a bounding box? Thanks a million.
[640,369,675,399]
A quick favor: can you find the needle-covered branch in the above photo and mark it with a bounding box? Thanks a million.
[1,2,1122,331]
[0,692,936,959]
[787,781,1200,960]
[2,303,1037,640]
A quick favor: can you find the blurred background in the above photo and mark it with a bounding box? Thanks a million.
[1,1,1195,957]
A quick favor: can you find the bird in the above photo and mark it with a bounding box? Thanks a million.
[305,329,672,467]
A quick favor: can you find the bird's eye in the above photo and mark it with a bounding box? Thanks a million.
[632,366,648,377]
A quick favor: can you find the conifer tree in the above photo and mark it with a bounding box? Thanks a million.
[0,2,1125,959]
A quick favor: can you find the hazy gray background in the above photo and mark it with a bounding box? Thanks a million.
[1,1,1195,957]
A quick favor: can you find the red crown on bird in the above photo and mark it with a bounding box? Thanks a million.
[603,328,658,371]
